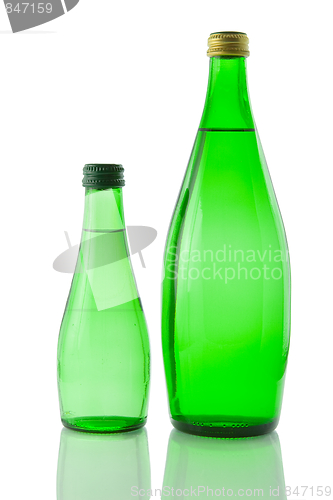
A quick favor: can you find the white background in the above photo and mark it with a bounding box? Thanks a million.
[0,0,332,497]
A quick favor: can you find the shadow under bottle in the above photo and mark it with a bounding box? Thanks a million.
[57,427,151,500]
[162,429,287,499]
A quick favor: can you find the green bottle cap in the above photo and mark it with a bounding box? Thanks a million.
[82,164,125,189]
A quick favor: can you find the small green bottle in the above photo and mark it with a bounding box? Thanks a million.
[57,164,150,433]
[162,32,291,437]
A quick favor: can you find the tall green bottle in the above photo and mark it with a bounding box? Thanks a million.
[58,164,150,433]
[162,32,290,437]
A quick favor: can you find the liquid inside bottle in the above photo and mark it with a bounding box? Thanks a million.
[162,33,290,437]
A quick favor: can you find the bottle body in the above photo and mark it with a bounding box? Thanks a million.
[162,55,290,437]
[58,187,150,433]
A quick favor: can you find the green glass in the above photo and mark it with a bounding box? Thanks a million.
[58,185,150,433]
[162,53,290,437]
[162,429,286,499]
[57,427,151,499]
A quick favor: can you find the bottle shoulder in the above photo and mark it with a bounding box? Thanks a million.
[165,130,288,257]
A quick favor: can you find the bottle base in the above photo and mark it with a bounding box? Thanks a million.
[170,415,278,438]
[61,415,147,434]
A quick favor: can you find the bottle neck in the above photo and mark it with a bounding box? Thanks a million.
[199,56,255,130]
[82,188,125,232]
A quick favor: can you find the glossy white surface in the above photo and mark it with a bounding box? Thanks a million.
[0,0,332,497]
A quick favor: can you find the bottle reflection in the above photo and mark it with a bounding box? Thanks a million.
[57,427,151,500]
[162,430,286,499]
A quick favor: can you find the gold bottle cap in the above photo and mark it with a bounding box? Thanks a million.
[207,32,250,58]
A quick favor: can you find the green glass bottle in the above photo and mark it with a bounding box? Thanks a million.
[162,32,290,437]
[58,164,150,433]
